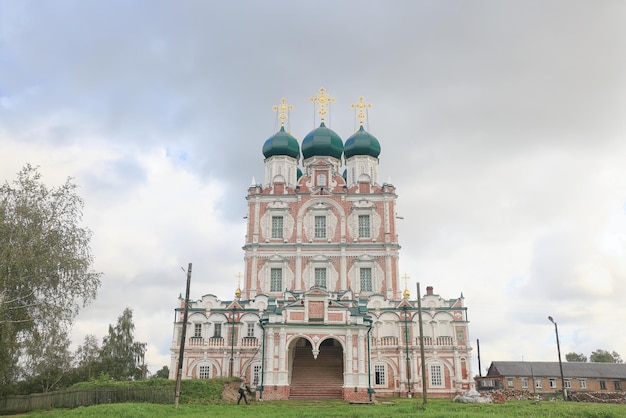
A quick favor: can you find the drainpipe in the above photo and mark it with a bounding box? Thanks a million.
[258,318,267,400]
[404,306,411,397]
[365,317,374,402]
[230,307,236,377]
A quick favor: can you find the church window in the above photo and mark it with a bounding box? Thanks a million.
[430,364,443,387]
[199,365,211,379]
[317,173,327,187]
[314,268,327,288]
[360,268,372,292]
[271,216,283,239]
[270,268,283,292]
[213,323,222,338]
[194,323,202,338]
[374,364,386,386]
[358,215,370,238]
[314,216,326,238]
[247,323,255,338]
[253,365,261,386]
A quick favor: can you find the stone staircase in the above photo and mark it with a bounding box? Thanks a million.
[289,346,344,400]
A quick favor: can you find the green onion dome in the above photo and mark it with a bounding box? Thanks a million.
[343,125,381,159]
[301,122,343,160]
[262,126,300,159]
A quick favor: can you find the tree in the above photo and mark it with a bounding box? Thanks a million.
[0,165,101,389]
[19,324,73,393]
[100,307,147,380]
[565,352,588,362]
[74,334,102,381]
[590,349,623,363]
[154,365,170,379]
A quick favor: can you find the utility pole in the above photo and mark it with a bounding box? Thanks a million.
[174,263,192,408]
[416,282,427,405]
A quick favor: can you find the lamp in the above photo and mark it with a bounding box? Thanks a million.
[548,316,567,400]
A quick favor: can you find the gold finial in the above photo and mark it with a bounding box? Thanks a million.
[309,87,335,123]
[351,96,372,126]
[402,273,410,299]
[235,272,243,299]
[272,98,294,127]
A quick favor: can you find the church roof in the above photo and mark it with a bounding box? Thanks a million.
[344,125,381,159]
[262,126,300,159]
[301,122,343,160]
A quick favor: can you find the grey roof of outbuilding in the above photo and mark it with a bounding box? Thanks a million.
[487,361,626,379]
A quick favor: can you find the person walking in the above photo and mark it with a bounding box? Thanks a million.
[237,378,249,405]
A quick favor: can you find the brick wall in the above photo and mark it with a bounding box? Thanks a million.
[342,387,374,403]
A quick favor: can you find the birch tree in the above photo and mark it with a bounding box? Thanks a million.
[0,164,101,389]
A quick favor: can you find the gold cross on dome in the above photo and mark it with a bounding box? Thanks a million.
[351,96,372,126]
[235,272,243,298]
[402,273,411,298]
[402,273,410,287]
[272,98,294,126]
[310,87,335,123]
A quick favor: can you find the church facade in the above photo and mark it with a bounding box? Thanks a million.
[169,89,473,401]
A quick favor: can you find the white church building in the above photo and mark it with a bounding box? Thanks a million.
[169,89,473,401]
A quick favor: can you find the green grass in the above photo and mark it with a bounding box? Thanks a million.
[25,398,626,417]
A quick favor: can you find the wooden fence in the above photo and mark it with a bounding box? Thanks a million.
[0,386,174,415]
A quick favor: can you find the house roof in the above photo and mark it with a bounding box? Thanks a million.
[487,361,626,379]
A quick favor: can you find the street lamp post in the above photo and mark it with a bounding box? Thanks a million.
[548,316,567,400]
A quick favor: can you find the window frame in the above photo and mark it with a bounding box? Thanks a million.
[213,323,222,338]
[270,267,283,292]
[247,323,255,338]
[314,215,326,239]
[521,377,528,389]
[314,267,327,288]
[374,364,386,386]
[600,380,607,390]
[199,365,211,379]
[193,323,202,338]
[253,365,261,386]
[578,378,586,389]
[358,214,371,238]
[430,364,443,387]
[360,267,372,292]
[535,378,542,389]
[271,216,284,239]
[549,378,557,388]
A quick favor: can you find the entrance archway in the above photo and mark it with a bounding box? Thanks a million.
[288,337,344,399]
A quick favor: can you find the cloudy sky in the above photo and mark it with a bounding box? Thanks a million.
[1,0,625,375]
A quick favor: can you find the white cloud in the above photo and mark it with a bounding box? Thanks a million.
[2,0,626,376]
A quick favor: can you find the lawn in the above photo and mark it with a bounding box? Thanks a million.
[25,398,626,417]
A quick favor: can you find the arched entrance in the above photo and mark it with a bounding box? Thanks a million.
[288,337,344,399]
